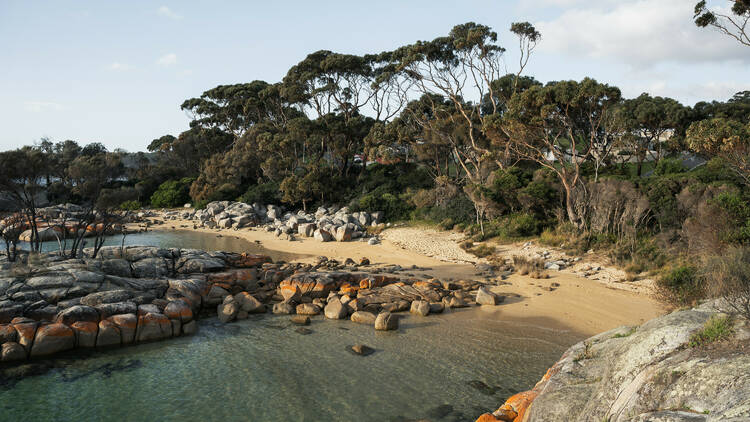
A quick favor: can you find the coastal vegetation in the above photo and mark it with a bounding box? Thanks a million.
[1,14,749,314]
[0,2,749,420]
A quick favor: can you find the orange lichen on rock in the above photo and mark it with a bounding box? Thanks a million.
[413,280,440,289]
[227,253,272,268]
[339,283,359,296]
[491,390,538,422]
[475,413,501,422]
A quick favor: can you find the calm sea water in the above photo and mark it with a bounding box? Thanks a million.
[3,231,579,422]
[22,230,304,262]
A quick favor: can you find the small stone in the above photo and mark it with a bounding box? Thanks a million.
[349,344,375,356]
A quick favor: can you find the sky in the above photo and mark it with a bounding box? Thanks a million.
[1,0,748,152]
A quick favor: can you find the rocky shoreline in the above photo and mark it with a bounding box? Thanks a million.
[0,245,505,363]
[475,301,750,421]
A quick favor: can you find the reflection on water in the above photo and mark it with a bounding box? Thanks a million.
[0,311,578,422]
[21,230,304,262]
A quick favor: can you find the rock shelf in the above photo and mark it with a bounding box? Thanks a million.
[0,245,502,363]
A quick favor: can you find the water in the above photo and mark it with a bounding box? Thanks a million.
[4,230,580,421]
[21,230,305,262]
[0,312,577,422]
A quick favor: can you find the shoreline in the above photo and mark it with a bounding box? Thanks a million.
[144,216,665,337]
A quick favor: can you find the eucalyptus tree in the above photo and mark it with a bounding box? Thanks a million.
[686,118,750,185]
[282,51,379,177]
[0,146,50,252]
[695,0,750,47]
[58,152,125,258]
[498,78,623,227]
[181,81,290,139]
[619,94,687,176]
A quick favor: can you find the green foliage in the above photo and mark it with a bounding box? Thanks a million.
[411,193,475,226]
[356,191,413,222]
[657,265,702,306]
[469,212,542,241]
[237,182,281,205]
[653,158,686,176]
[688,315,734,347]
[645,177,687,229]
[150,177,195,208]
[709,191,750,244]
[193,200,210,210]
[119,200,141,211]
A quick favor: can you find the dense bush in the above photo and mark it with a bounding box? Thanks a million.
[238,182,282,205]
[150,177,194,208]
[355,190,413,222]
[411,192,475,226]
[657,265,702,307]
[653,158,686,176]
[119,200,141,211]
[708,191,750,245]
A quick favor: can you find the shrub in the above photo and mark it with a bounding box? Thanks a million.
[657,265,702,307]
[119,200,141,211]
[193,199,210,210]
[513,255,544,275]
[355,191,413,222]
[688,315,734,347]
[465,244,496,258]
[237,182,281,205]
[708,191,750,245]
[412,192,475,225]
[653,158,686,176]
[703,247,750,321]
[150,177,195,208]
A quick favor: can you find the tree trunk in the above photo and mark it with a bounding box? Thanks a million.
[562,181,581,229]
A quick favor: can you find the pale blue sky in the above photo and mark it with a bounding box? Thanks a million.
[1,0,748,151]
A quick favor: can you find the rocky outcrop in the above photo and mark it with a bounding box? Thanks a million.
[476,302,750,421]
[0,246,273,361]
[180,201,385,244]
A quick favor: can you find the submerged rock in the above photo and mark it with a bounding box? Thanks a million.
[349,344,375,356]
[290,315,311,325]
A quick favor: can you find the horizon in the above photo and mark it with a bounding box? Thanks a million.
[1,0,749,152]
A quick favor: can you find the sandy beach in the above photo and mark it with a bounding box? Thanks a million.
[147,217,665,337]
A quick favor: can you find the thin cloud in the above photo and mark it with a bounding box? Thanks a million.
[157,6,182,20]
[156,53,178,66]
[24,101,64,113]
[535,0,749,67]
[107,62,133,71]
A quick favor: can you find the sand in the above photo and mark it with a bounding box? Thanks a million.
[145,218,665,337]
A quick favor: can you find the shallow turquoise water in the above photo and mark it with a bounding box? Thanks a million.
[5,230,580,421]
[0,311,576,422]
[23,230,300,261]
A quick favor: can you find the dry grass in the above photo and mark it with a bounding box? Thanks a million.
[513,255,545,276]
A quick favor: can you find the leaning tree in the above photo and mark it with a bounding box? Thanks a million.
[694,0,750,47]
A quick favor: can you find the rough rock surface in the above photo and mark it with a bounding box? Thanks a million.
[478,301,750,422]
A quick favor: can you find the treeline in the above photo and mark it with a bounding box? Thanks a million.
[2,16,749,311]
